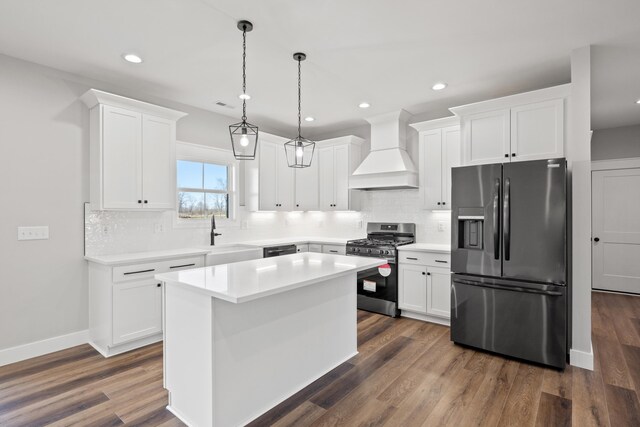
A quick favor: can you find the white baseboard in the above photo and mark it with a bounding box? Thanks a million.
[570,344,594,371]
[401,311,451,327]
[0,330,89,367]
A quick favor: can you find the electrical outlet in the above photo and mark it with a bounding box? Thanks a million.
[438,221,446,232]
[241,220,249,229]
[18,226,49,241]
[102,225,110,235]
[154,223,164,233]
[355,220,363,229]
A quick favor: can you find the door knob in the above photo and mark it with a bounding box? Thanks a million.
[594,237,600,242]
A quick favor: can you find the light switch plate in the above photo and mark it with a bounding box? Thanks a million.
[438,221,446,232]
[18,226,49,241]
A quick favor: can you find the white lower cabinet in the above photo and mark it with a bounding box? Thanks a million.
[426,266,452,318]
[88,254,205,357]
[112,279,162,345]
[398,264,427,313]
[296,244,309,253]
[398,251,451,324]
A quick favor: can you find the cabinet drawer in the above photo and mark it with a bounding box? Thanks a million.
[112,256,204,282]
[322,244,346,255]
[113,261,162,283]
[159,256,204,272]
[308,244,322,253]
[399,251,451,267]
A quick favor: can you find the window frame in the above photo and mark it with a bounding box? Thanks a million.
[173,141,238,229]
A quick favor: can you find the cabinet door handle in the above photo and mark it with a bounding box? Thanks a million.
[157,283,162,287]
[329,250,338,253]
[437,202,441,205]
[138,200,142,204]
[435,260,448,264]
[427,272,431,276]
[406,257,418,260]
[512,153,516,157]
[593,237,600,242]
[504,154,509,158]
[422,272,426,275]
[296,204,299,207]
[144,200,148,204]
[442,202,446,206]
[169,263,196,269]
[123,268,155,276]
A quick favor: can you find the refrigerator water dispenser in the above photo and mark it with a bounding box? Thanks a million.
[457,208,485,250]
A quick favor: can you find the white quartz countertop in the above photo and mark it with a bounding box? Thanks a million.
[156,253,386,303]
[84,248,211,266]
[84,237,358,266]
[398,243,451,253]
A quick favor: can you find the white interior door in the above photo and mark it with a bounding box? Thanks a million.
[593,168,640,294]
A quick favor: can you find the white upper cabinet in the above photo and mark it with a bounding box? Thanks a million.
[462,109,510,165]
[142,115,176,209]
[450,84,569,166]
[510,98,564,162]
[294,152,319,211]
[259,139,294,211]
[82,89,186,211]
[101,106,143,209]
[318,136,363,211]
[244,133,363,212]
[411,117,461,210]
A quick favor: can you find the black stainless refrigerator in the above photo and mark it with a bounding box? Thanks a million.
[450,158,568,369]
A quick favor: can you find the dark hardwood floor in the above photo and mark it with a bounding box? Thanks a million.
[1,291,639,426]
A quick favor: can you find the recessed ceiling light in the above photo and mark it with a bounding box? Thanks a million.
[122,53,143,64]
[359,102,370,109]
[432,82,447,91]
[305,116,315,122]
[238,93,251,100]
[636,99,640,104]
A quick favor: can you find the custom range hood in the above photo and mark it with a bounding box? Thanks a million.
[350,109,418,190]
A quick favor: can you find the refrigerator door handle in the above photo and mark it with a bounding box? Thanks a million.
[493,178,500,260]
[503,177,511,261]
[453,278,563,296]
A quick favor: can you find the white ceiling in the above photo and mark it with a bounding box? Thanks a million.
[0,0,638,135]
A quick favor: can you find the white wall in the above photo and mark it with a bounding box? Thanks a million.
[0,53,290,352]
[592,124,640,160]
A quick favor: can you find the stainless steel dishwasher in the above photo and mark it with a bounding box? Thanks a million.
[263,244,297,258]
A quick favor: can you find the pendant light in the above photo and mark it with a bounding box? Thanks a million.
[284,53,315,168]
[229,20,258,160]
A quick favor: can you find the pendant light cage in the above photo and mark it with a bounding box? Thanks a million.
[285,52,315,168]
[229,20,259,160]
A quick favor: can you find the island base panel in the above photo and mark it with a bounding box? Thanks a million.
[164,273,357,427]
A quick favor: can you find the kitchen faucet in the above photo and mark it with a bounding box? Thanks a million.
[210,214,222,245]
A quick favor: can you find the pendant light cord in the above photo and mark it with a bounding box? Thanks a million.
[297,57,302,138]
[242,26,247,122]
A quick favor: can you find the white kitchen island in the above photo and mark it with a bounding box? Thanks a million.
[155,252,385,427]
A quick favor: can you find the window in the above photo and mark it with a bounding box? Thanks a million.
[177,160,230,220]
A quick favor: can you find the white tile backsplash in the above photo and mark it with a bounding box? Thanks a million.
[85,189,450,256]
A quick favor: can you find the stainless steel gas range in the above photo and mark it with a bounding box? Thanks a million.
[346,222,416,317]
